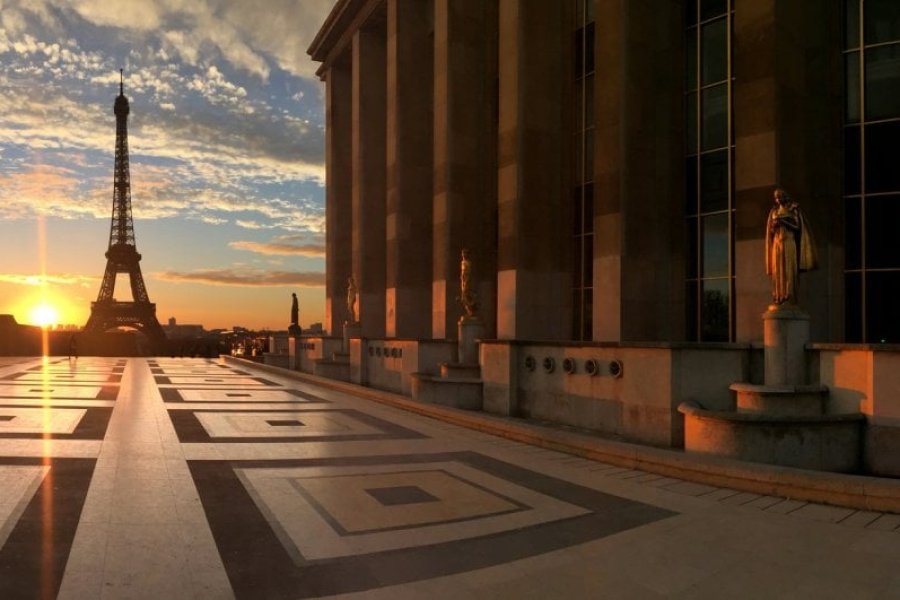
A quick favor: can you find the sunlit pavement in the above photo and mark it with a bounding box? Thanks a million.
[0,357,898,599]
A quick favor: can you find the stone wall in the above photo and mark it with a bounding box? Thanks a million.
[348,338,456,395]
[480,341,748,447]
[815,345,900,476]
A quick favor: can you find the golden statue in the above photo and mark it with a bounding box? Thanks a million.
[346,276,358,323]
[765,188,817,306]
[458,248,479,317]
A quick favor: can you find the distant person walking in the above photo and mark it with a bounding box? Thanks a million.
[68,334,78,360]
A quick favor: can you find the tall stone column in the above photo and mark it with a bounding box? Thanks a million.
[593,0,683,341]
[325,61,352,336]
[432,0,498,340]
[495,0,569,340]
[352,27,387,339]
[385,0,434,339]
[733,1,842,342]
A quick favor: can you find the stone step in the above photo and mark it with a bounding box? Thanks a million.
[330,352,350,363]
[410,372,482,410]
[314,358,350,381]
[730,383,828,417]
[439,362,480,380]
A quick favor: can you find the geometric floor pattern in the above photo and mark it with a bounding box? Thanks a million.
[0,357,896,599]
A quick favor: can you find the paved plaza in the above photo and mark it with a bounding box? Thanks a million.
[0,357,897,599]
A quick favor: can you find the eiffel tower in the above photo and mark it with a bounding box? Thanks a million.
[83,70,166,348]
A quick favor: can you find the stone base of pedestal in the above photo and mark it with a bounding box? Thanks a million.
[679,401,864,473]
[440,362,480,379]
[262,353,290,369]
[313,351,350,381]
[730,383,828,417]
[411,372,483,410]
[343,321,361,354]
[457,316,484,366]
[288,324,302,336]
[763,305,809,386]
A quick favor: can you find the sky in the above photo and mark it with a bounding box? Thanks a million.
[0,0,337,331]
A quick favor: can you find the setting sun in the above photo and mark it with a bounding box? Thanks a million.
[29,303,59,328]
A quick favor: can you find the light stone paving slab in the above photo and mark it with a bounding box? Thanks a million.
[0,357,895,599]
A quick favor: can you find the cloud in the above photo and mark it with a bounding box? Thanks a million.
[228,240,325,257]
[0,273,98,286]
[155,268,324,287]
[0,164,107,219]
[8,0,337,80]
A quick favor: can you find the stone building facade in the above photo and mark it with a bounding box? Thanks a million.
[305,0,900,475]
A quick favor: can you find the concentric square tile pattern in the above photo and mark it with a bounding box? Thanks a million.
[0,357,896,600]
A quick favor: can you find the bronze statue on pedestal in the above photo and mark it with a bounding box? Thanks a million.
[765,187,817,306]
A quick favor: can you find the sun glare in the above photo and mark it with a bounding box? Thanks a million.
[29,303,59,328]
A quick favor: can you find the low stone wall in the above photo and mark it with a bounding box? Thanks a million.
[814,344,900,476]
[353,339,456,395]
[480,341,749,447]
[288,336,342,373]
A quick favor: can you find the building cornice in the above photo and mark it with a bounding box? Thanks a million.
[307,0,384,80]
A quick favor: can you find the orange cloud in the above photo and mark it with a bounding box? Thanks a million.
[154,268,324,287]
[228,240,325,256]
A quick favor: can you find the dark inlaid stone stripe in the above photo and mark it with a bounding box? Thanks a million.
[159,388,329,404]
[0,406,112,440]
[0,457,96,600]
[167,408,427,443]
[190,452,676,599]
[365,485,439,506]
[154,375,279,386]
[3,372,122,384]
[267,420,304,427]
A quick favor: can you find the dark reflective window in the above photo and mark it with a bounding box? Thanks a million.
[572,0,594,342]
[701,214,729,278]
[583,234,593,285]
[865,44,900,121]
[844,125,861,195]
[575,79,584,132]
[686,0,697,26]
[585,23,595,73]
[572,186,583,236]
[700,150,728,212]
[700,0,727,21]
[845,272,862,342]
[701,19,727,84]
[575,28,584,76]
[866,271,900,342]
[687,218,698,278]
[583,184,593,233]
[865,121,900,193]
[686,156,698,214]
[865,195,900,269]
[845,52,860,123]
[845,0,860,49]
[701,279,730,341]
[686,0,732,342]
[582,289,593,341]
[865,0,900,45]
[687,33,697,90]
[845,198,862,270]
[584,74,594,126]
[686,281,698,341]
[686,92,698,154]
[584,128,594,181]
[701,84,727,150]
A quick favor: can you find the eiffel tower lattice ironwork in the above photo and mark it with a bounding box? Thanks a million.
[83,70,166,346]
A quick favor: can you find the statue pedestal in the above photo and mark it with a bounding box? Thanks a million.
[457,316,484,366]
[288,324,302,336]
[763,305,809,386]
[343,321,361,354]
